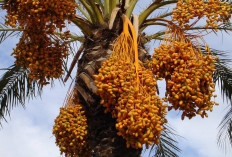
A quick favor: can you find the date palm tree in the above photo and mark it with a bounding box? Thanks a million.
[1,0,232,156]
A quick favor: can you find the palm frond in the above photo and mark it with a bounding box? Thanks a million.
[214,62,232,102]
[144,31,166,43]
[86,0,104,23]
[189,22,232,33]
[78,0,100,24]
[139,0,178,26]
[71,15,93,36]
[110,0,118,17]
[205,48,232,104]
[218,107,232,152]
[200,46,232,151]
[149,124,181,157]
[215,61,232,151]
[0,21,23,44]
[140,11,172,32]
[125,0,139,18]
[201,45,232,104]
[0,65,42,123]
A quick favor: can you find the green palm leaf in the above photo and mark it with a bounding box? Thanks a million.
[0,65,42,123]
[200,46,232,151]
[215,61,232,151]
[0,21,23,44]
[149,124,181,157]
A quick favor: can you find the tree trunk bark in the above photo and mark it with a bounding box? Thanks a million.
[75,31,150,157]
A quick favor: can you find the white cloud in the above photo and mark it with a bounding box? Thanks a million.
[0,80,70,157]
[0,116,59,157]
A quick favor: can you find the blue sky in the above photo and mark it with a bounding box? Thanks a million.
[1,1,232,157]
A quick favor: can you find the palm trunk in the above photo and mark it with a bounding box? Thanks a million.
[75,26,150,157]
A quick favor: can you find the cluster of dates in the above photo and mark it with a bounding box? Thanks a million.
[148,32,218,119]
[173,0,232,29]
[3,0,77,85]
[95,18,168,148]
[53,104,91,157]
